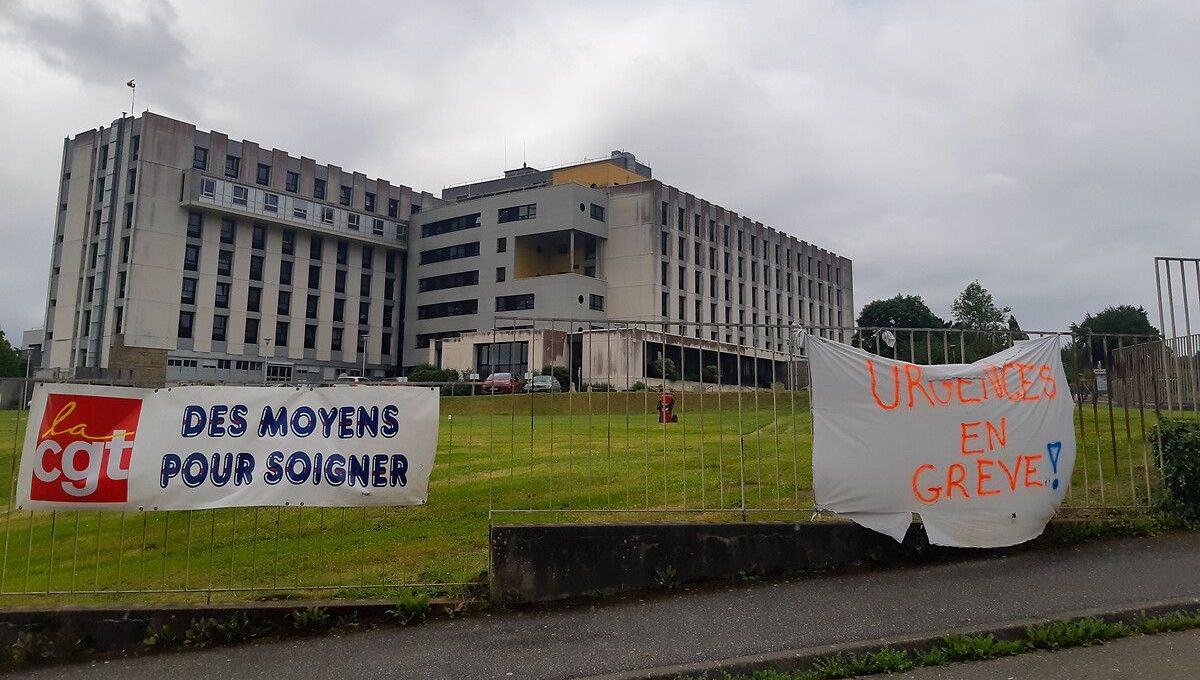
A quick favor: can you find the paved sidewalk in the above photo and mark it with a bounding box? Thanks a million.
[898,629,1200,679]
[15,533,1200,680]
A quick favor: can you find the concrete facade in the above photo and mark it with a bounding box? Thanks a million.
[37,115,853,385]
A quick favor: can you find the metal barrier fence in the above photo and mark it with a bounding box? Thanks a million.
[0,322,1168,603]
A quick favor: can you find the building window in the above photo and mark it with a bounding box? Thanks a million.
[187,211,203,238]
[419,241,480,265]
[336,240,348,265]
[275,291,291,317]
[364,192,376,213]
[225,155,240,178]
[304,324,316,349]
[475,341,529,379]
[678,266,686,289]
[250,254,264,281]
[335,269,346,293]
[282,229,295,255]
[347,213,360,230]
[590,204,605,221]
[313,178,326,200]
[248,286,262,313]
[244,318,260,345]
[496,237,507,254]
[120,236,130,263]
[661,201,668,226]
[662,291,669,316]
[496,266,506,283]
[678,236,685,261]
[418,270,480,292]
[495,293,534,312]
[497,204,536,223]
[127,168,136,194]
[589,294,604,311]
[383,304,394,326]
[232,185,248,206]
[387,198,399,218]
[339,185,352,206]
[306,294,318,319]
[200,178,216,198]
[252,223,266,250]
[358,302,370,325]
[193,146,208,170]
[321,206,334,224]
[178,311,194,339]
[218,250,233,276]
[661,261,669,286]
[215,282,230,308]
[679,296,686,320]
[220,218,236,244]
[308,264,321,288]
[331,327,343,352]
[275,321,289,346]
[360,272,372,296]
[286,171,299,193]
[361,246,373,269]
[279,260,293,285]
[256,163,271,186]
[183,244,200,271]
[417,299,479,320]
[386,251,397,274]
[181,277,197,304]
[384,278,395,301]
[421,213,480,238]
[212,314,228,342]
[264,193,279,212]
[309,235,323,259]
[333,298,345,322]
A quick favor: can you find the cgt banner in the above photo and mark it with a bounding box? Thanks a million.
[16,383,439,511]
[807,334,1076,548]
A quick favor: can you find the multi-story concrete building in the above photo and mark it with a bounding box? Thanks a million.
[37,113,852,386]
[40,112,429,384]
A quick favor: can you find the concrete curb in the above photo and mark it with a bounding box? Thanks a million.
[580,595,1200,680]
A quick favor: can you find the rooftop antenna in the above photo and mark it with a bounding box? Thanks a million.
[126,79,136,116]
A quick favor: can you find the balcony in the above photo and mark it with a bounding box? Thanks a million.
[181,169,408,249]
[514,229,602,280]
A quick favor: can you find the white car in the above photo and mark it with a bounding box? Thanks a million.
[336,374,368,385]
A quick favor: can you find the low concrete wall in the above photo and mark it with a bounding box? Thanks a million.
[490,521,945,605]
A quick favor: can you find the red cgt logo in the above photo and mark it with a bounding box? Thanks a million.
[31,394,141,503]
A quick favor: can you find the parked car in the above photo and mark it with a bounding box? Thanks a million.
[482,372,520,394]
[336,374,368,385]
[524,375,563,393]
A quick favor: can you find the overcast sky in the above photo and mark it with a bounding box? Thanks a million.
[2,0,1198,343]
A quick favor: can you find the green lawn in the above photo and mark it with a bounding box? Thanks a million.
[0,389,1162,605]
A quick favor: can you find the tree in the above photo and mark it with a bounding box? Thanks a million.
[951,281,1010,331]
[854,295,947,362]
[0,331,23,377]
[1069,305,1160,367]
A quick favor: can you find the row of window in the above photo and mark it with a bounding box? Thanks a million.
[199,178,401,240]
[658,290,841,328]
[661,261,843,308]
[660,230,842,286]
[178,310,394,353]
[181,275,398,327]
[167,358,264,371]
[192,145,414,218]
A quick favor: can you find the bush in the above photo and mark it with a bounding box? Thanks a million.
[1151,418,1200,519]
[702,365,720,384]
[649,357,679,381]
[630,381,648,392]
[589,382,615,392]
[541,365,570,389]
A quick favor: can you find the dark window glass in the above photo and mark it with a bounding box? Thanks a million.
[256,163,270,186]
[183,244,200,271]
[215,281,230,308]
[497,237,507,253]
[419,241,480,265]
[181,277,197,304]
[187,211,203,238]
[362,246,373,269]
[331,327,343,352]
[420,213,480,238]
[250,255,263,281]
[418,270,479,292]
[308,264,321,289]
[339,185,352,206]
[417,299,479,319]
[358,301,370,324]
[336,240,348,265]
[590,204,605,221]
[496,267,506,283]
[333,298,345,322]
[252,224,266,250]
[304,324,316,349]
[309,235,323,259]
[306,294,318,319]
[285,171,299,192]
[218,250,233,276]
[244,318,259,344]
[383,305,394,326]
[497,204,536,223]
[386,251,397,274]
[224,155,240,178]
[365,192,376,212]
[275,321,289,346]
[335,269,346,293]
[220,218,235,245]
[495,294,535,312]
[279,260,293,285]
[178,311,193,339]
[281,229,295,255]
[360,272,372,296]
[313,178,326,200]
[212,314,227,342]
[382,332,392,355]
[384,277,395,300]
[247,286,261,313]
[192,146,208,170]
[589,294,604,311]
[387,198,399,218]
[277,290,292,316]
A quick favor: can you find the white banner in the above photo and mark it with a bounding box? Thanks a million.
[808,334,1076,548]
[16,383,440,511]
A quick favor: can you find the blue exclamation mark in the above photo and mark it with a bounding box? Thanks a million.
[1046,441,1062,490]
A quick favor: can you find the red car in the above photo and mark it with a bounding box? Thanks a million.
[482,372,521,394]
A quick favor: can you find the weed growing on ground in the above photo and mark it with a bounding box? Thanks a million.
[289,606,332,633]
[388,591,431,625]
[654,565,679,590]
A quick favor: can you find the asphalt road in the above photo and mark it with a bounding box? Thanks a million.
[898,629,1200,679]
[15,533,1200,680]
